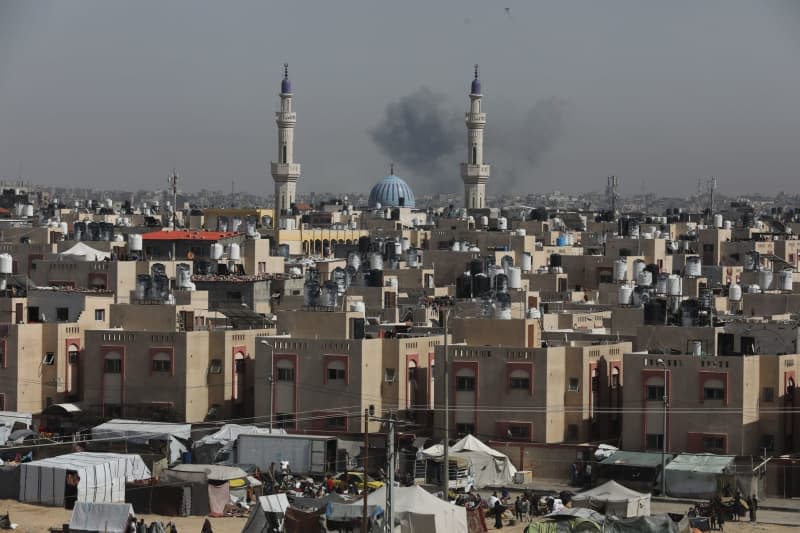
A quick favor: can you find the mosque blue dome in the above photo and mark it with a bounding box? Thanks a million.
[281,77,291,94]
[471,77,481,95]
[368,174,416,209]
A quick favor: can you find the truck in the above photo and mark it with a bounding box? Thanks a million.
[217,433,340,477]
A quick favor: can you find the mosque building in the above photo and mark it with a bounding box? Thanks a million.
[460,65,491,211]
[367,164,416,209]
[271,63,301,226]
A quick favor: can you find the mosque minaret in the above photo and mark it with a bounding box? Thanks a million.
[271,63,301,223]
[460,64,490,210]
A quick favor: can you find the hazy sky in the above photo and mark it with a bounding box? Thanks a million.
[1,1,800,198]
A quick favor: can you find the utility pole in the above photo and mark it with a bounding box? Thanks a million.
[657,358,668,496]
[362,406,372,533]
[442,306,451,501]
[387,413,395,533]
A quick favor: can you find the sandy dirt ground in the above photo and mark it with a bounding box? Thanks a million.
[0,499,247,533]
[486,517,800,533]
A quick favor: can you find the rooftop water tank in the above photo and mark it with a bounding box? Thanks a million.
[349,301,366,313]
[714,214,723,228]
[406,248,419,268]
[229,243,241,261]
[369,252,383,271]
[521,252,532,273]
[507,267,522,289]
[779,269,794,292]
[618,284,634,305]
[210,243,224,260]
[633,259,646,280]
[0,253,13,275]
[128,234,143,252]
[758,270,774,291]
[655,274,668,294]
[613,258,628,282]
[497,217,508,231]
[728,283,742,302]
[685,257,702,277]
[667,275,683,296]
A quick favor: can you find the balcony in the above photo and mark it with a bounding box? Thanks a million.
[270,162,301,178]
[460,163,491,179]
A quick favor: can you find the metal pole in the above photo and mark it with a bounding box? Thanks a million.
[662,362,668,496]
[268,345,274,432]
[387,414,395,533]
[442,307,450,501]
[362,408,369,533]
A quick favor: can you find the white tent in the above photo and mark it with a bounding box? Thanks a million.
[572,480,651,518]
[92,419,191,464]
[68,502,135,533]
[418,434,518,488]
[0,411,32,445]
[350,485,467,533]
[58,242,111,262]
[242,493,290,533]
[19,452,151,506]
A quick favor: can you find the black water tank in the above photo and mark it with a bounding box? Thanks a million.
[358,236,371,254]
[643,299,667,325]
[369,269,384,287]
[472,273,490,296]
[469,259,483,276]
[456,273,472,299]
[550,254,562,268]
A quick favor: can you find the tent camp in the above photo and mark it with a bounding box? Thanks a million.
[162,464,262,515]
[192,424,287,464]
[572,480,651,518]
[91,419,191,464]
[418,434,517,488]
[19,452,151,507]
[0,411,32,446]
[58,242,111,262]
[242,493,290,533]
[68,502,135,533]
[664,453,736,498]
[335,485,468,533]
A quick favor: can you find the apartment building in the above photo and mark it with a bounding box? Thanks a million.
[621,352,800,456]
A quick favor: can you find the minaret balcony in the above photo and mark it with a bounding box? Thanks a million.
[464,112,486,124]
[271,162,301,178]
[460,163,491,178]
[275,112,297,122]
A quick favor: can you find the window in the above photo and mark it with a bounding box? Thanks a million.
[326,416,347,429]
[703,436,725,453]
[647,385,665,401]
[761,434,775,452]
[611,368,620,388]
[282,145,287,164]
[56,307,69,321]
[277,367,294,382]
[507,424,530,440]
[408,366,418,384]
[763,387,775,402]
[510,376,530,390]
[471,145,477,165]
[328,367,346,381]
[704,386,725,401]
[456,375,476,391]
[234,358,245,373]
[456,423,474,437]
[152,356,171,373]
[209,359,223,374]
[568,378,580,392]
[68,349,79,365]
[741,336,756,355]
[95,309,105,321]
[0,393,4,410]
[43,352,55,365]
[104,358,122,374]
[384,368,397,383]
[645,433,664,450]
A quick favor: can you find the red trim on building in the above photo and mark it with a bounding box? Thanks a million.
[495,420,534,442]
[323,354,350,385]
[149,346,175,377]
[505,362,534,396]
[452,360,480,433]
[141,230,237,241]
[273,353,299,431]
[698,371,729,406]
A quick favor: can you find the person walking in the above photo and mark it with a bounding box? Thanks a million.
[750,495,758,522]
[493,499,504,529]
[514,496,522,521]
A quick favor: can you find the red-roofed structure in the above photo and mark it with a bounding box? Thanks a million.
[141,230,236,241]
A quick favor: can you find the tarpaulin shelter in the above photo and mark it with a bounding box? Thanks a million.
[91,419,190,464]
[242,493,290,533]
[68,502,134,533]
[596,451,670,493]
[418,434,518,488]
[58,242,111,262]
[20,452,151,507]
[0,411,32,446]
[572,480,651,517]
[162,463,260,513]
[664,453,736,499]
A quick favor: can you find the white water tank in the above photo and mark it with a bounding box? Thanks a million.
[175,263,194,290]
[713,214,723,228]
[451,241,461,252]
[370,253,383,270]
[637,270,653,287]
[689,340,703,356]
[667,275,683,296]
[406,248,419,268]
[210,243,224,260]
[758,270,774,291]
[349,301,366,313]
[521,252,532,273]
[613,258,628,282]
[618,284,634,305]
[516,229,527,237]
[747,284,761,293]
[128,234,143,252]
[348,252,361,271]
[497,217,508,231]
[229,243,241,261]
[723,220,732,230]
[59,222,68,235]
[480,216,489,228]
[23,204,34,217]
[507,267,522,289]
[685,257,702,277]
[779,269,794,291]
[289,266,302,277]
[526,308,541,319]
[401,238,411,252]
[728,283,742,302]
[655,274,668,294]
[105,198,113,208]
[633,260,646,280]
[0,253,12,274]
